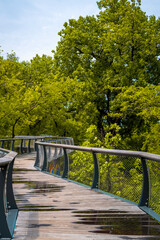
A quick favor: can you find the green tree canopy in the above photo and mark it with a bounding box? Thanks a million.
[53,0,160,149]
[0,0,160,152]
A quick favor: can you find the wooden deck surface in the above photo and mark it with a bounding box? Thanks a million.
[12,153,160,239]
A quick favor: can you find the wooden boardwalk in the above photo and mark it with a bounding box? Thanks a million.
[12,153,160,239]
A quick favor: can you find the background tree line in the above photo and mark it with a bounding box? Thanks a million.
[0,0,160,155]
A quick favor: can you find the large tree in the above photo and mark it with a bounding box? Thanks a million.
[53,0,160,148]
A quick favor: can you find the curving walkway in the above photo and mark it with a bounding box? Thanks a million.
[13,153,160,239]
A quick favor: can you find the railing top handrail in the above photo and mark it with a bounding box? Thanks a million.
[35,141,160,162]
[0,148,17,167]
[0,136,73,141]
[0,136,44,141]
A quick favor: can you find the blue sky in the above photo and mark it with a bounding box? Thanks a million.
[0,0,159,62]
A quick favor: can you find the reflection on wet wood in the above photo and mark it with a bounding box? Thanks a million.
[13,153,160,239]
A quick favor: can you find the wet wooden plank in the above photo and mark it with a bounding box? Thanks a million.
[13,153,160,239]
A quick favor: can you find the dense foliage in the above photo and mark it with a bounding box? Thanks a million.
[1,0,160,153]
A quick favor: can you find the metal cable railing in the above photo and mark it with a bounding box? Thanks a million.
[35,141,160,222]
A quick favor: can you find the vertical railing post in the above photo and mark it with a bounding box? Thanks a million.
[62,148,69,179]
[1,140,4,148]
[7,159,18,210]
[28,139,31,153]
[138,157,150,207]
[42,145,47,171]
[48,146,51,162]
[7,140,10,150]
[0,165,12,239]
[20,139,23,154]
[91,152,100,189]
[6,159,18,237]
[59,141,63,157]
[34,139,37,151]
[54,146,57,159]
[23,139,26,153]
[11,140,15,151]
[34,143,40,168]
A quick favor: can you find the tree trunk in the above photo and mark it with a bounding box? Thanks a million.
[12,118,20,138]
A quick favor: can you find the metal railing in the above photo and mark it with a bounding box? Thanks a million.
[0,136,44,154]
[35,141,160,222]
[0,136,73,154]
[34,138,74,175]
[0,148,18,239]
[0,135,73,239]
[1,135,160,233]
